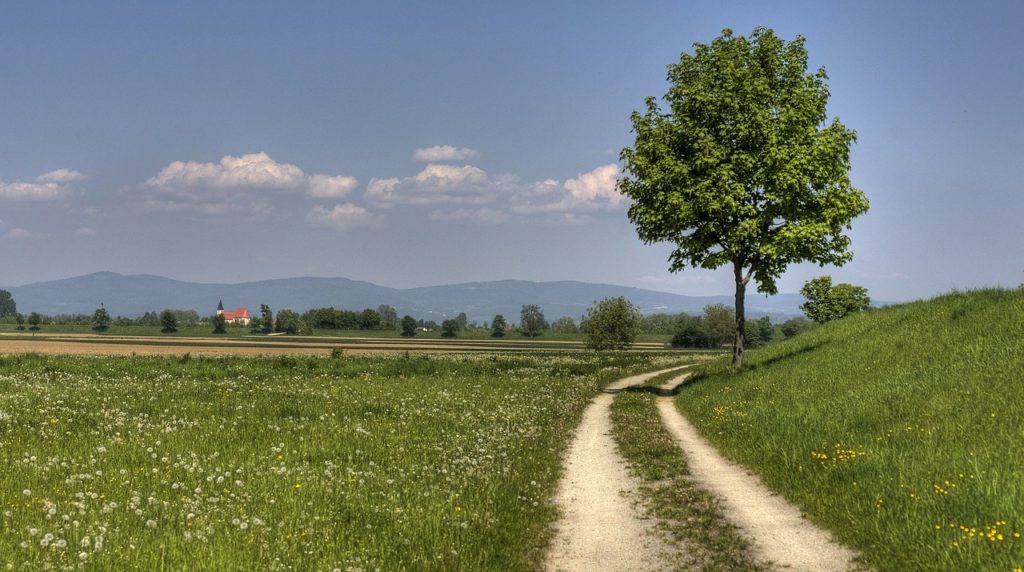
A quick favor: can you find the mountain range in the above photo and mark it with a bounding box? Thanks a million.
[4,272,804,322]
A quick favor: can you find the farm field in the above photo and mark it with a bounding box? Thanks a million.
[0,351,687,570]
[0,323,674,344]
[676,288,1024,571]
[0,332,680,357]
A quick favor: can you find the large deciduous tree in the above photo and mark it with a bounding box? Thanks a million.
[619,27,869,367]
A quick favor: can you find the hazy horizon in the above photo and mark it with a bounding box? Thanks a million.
[2,1,1021,303]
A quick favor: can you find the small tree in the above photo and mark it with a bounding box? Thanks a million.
[0,289,16,317]
[211,313,227,334]
[551,316,579,334]
[377,305,398,329]
[780,316,813,338]
[159,310,178,333]
[800,276,870,323]
[491,315,507,338]
[441,319,459,338]
[275,309,303,335]
[14,313,25,331]
[91,307,111,332]
[358,309,382,330]
[454,312,468,330]
[519,305,547,338]
[27,312,41,332]
[259,304,274,334]
[400,315,417,337]
[671,315,708,348]
[702,304,736,348]
[582,297,641,350]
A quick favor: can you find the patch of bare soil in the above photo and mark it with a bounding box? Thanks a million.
[545,367,688,572]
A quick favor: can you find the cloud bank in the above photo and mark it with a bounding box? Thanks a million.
[143,152,358,215]
[0,169,85,201]
[412,145,481,162]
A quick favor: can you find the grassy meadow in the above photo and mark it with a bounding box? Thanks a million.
[676,288,1024,571]
[0,351,685,570]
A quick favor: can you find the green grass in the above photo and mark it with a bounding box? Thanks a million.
[610,388,763,571]
[0,351,686,570]
[676,288,1024,572]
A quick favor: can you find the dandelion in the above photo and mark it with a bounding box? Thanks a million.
[146,519,157,529]
[22,489,31,497]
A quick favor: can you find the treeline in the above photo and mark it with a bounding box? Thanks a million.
[639,304,815,348]
[301,305,398,331]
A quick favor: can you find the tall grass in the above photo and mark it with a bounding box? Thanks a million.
[676,288,1024,571]
[0,351,685,570]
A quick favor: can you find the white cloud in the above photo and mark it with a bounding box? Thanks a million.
[0,168,85,201]
[511,164,625,214]
[2,228,32,240]
[146,152,306,191]
[413,145,481,162]
[36,169,86,184]
[307,174,359,198]
[143,152,359,214]
[366,163,506,207]
[307,203,379,230]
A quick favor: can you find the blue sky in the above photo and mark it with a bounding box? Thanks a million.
[1,1,1021,302]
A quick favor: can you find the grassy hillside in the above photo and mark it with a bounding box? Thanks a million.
[676,288,1024,572]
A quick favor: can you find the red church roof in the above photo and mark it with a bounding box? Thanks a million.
[221,308,251,320]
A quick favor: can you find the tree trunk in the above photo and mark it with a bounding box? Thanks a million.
[733,262,747,368]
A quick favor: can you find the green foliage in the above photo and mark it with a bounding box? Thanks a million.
[619,27,868,365]
[799,275,871,323]
[27,312,41,331]
[780,316,813,338]
[91,307,111,332]
[581,297,641,350]
[670,315,707,348]
[211,313,227,334]
[678,288,1024,571]
[0,289,16,317]
[14,313,25,331]
[259,304,274,334]
[519,305,547,338]
[274,309,303,335]
[491,315,507,338]
[358,308,381,330]
[440,319,459,338]
[550,316,579,334]
[400,315,417,337]
[376,305,398,329]
[159,309,178,333]
[701,304,735,347]
[454,312,468,330]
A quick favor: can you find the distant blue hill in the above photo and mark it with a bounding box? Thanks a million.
[5,271,804,322]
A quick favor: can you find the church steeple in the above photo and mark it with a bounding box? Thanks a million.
[217,299,224,313]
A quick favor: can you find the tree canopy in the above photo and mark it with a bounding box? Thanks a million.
[519,305,547,338]
[800,275,871,323]
[619,27,868,366]
[582,297,641,350]
[0,290,16,317]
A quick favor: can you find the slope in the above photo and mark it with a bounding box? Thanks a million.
[675,288,1024,571]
